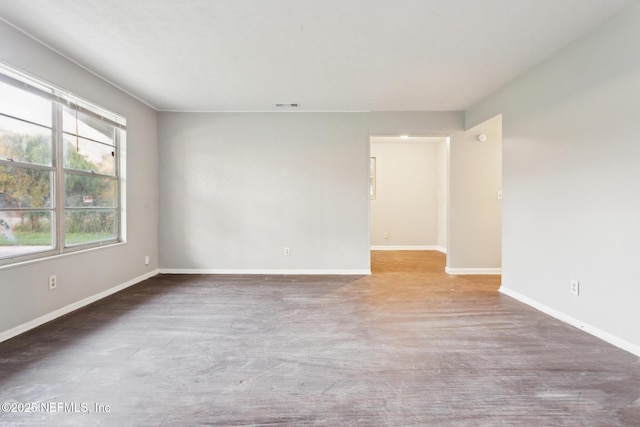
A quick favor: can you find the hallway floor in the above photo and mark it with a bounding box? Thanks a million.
[1,251,638,426]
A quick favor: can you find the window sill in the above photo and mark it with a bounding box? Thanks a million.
[0,241,126,271]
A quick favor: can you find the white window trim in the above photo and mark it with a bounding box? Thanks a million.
[0,63,126,267]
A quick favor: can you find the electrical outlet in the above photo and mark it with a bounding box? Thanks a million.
[145,255,150,265]
[570,280,580,296]
[284,247,290,256]
[384,232,389,239]
[49,275,57,290]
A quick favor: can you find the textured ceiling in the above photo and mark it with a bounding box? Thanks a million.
[0,0,635,111]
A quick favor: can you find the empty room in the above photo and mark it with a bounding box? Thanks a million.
[1,1,639,426]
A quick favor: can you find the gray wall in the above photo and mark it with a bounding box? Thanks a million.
[159,111,501,274]
[448,115,502,273]
[0,21,159,339]
[158,112,371,273]
[466,3,640,353]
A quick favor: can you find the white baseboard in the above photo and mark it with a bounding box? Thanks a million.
[159,269,371,275]
[445,267,502,275]
[500,286,640,357]
[0,269,159,344]
[371,246,447,253]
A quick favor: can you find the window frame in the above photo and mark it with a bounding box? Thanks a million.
[0,63,126,267]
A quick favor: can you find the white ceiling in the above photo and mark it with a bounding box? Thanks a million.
[0,0,635,112]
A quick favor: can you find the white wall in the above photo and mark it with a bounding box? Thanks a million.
[466,2,640,354]
[158,112,370,273]
[370,139,445,249]
[0,21,159,340]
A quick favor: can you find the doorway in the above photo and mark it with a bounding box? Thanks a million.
[368,114,502,275]
[369,136,448,252]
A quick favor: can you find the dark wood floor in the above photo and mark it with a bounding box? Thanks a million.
[1,251,639,426]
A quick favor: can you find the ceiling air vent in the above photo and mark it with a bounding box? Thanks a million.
[275,103,299,108]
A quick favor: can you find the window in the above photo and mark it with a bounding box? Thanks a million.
[0,64,126,266]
